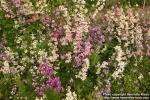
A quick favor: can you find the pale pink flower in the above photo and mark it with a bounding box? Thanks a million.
[66,32,73,42]
[12,0,20,7]
[84,41,92,56]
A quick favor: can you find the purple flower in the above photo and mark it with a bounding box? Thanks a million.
[35,59,64,96]
[45,76,64,93]
[89,26,105,49]
[90,26,99,32]
[75,41,85,67]
[75,53,84,67]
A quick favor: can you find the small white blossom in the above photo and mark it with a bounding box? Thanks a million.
[1,61,10,74]
[76,58,89,80]
[65,86,77,100]
[112,46,127,79]
[96,61,108,74]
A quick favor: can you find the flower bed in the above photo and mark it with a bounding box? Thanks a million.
[0,0,150,100]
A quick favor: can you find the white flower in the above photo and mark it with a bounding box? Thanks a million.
[112,46,127,79]
[65,86,77,100]
[35,94,46,100]
[1,61,10,74]
[76,58,89,80]
[49,49,59,62]
[92,0,106,19]
[138,74,143,80]
[72,0,76,3]
[96,61,108,74]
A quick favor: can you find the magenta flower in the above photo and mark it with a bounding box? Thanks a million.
[53,77,61,85]
[46,78,54,88]
[34,59,64,96]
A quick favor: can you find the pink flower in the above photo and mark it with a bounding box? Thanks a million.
[52,31,61,39]
[12,0,20,7]
[16,7,24,15]
[84,41,92,56]
[147,45,150,57]
[66,32,73,42]
[51,25,63,41]
[104,80,111,94]
[61,52,72,63]
[26,14,39,24]
[43,15,51,27]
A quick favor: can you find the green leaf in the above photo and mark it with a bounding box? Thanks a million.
[15,75,26,94]
[45,89,62,100]
[90,52,100,66]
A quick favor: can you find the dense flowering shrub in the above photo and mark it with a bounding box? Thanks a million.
[0,0,150,100]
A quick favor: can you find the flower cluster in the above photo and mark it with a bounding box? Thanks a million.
[76,58,90,80]
[64,86,77,100]
[89,26,105,50]
[32,59,64,97]
[96,61,109,75]
[112,46,127,79]
[92,0,106,19]
[103,6,145,59]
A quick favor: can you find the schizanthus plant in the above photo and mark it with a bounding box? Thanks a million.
[0,0,150,100]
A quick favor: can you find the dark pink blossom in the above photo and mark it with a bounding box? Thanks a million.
[43,15,51,27]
